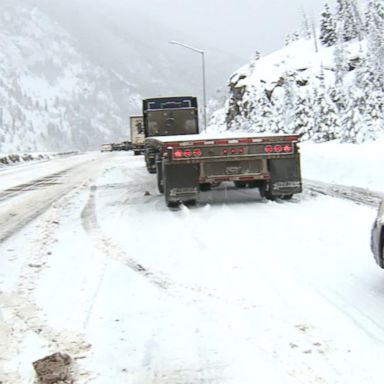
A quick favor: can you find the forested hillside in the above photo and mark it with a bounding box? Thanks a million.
[220,0,384,143]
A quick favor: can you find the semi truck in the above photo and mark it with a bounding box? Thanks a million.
[143,96,302,208]
[129,115,145,155]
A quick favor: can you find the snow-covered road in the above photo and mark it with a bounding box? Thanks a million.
[1,151,384,384]
[0,152,103,242]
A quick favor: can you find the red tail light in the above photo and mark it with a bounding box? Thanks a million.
[174,149,183,158]
[193,149,202,157]
[184,149,192,157]
[264,144,292,154]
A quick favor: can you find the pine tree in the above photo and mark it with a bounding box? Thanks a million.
[301,11,312,39]
[292,91,313,139]
[340,88,365,143]
[248,88,271,133]
[333,24,349,87]
[281,72,296,133]
[336,0,360,42]
[285,32,300,46]
[320,3,337,46]
[366,0,384,87]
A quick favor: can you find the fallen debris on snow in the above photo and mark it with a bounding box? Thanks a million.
[33,352,73,384]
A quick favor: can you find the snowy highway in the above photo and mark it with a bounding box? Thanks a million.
[1,150,384,383]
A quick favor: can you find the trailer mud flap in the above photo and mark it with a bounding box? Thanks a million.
[268,156,302,195]
[163,163,200,203]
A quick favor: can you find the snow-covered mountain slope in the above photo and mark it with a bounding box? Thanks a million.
[0,0,143,152]
[219,1,384,144]
[28,0,243,99]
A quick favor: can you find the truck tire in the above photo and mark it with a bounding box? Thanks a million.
[157,162,164,193]
[248,180,260,189]
[234,181,247,188]
[199,183,211,191]
[259,181,275,200]
[183,199,197,206]
[165,197,180,208]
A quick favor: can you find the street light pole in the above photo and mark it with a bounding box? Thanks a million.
[169,40,207,131]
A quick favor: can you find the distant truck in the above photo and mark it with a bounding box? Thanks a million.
[101,143,113,152]
[143,96,302,207]
[129,115,145,155]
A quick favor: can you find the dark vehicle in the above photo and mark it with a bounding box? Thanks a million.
[101,143,113,152]
[143,96,199,137]
[143,96,199,173]
[143,96,302,208]
[122,141,133,151]
[371,201,384,268]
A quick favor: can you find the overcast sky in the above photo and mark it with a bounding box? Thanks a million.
[128,0,336,60]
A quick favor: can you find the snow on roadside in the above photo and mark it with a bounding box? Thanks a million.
[1,140,384,383]
[0,152,55,167]
[300,138,384,192]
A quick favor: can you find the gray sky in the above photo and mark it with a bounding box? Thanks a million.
[128,0,336,60]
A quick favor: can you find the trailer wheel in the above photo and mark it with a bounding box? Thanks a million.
[183,199,197,206]
[282,194,293,200]
[166,199,180,208]
[248,181,260,189]
[199,183,211,191]
[156,162,164,193]
[259,182,275,200]
[234,181,247,188]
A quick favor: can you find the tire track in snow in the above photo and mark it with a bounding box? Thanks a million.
[81,185,170,290]
[79,169,357,383]
[80,184,264,308]
[0,191,93,384]
[304,179,384,207]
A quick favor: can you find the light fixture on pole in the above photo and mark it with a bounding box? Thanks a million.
[169,40,207,131]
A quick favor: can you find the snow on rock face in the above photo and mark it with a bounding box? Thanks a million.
[223,26,384,144]
[0,0,140,152]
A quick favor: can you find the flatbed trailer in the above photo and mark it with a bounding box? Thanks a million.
[145,132,302,207]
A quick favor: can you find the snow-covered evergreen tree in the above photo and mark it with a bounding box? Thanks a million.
[248,88,271,132]
[301,11,313,39]
[333,25,349,87]
[285,32,300,46]
[320,3,337,46]
[336,0,360,42]
[292,91,313,139]
[280,72,297,133]
[340,88,365,143]
[223,0,384,144]
[366,0,384,87]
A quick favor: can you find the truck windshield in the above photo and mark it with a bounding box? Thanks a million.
[147,109,198,136]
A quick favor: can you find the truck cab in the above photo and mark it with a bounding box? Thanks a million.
[143,97,199,137]
[143,96,199,172]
